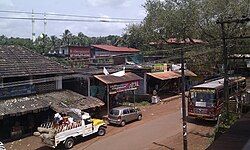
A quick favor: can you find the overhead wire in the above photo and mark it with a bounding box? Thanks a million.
[0,16,140,23]
[0,10,143,21]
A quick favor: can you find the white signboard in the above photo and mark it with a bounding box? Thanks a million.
[195,102,206,107]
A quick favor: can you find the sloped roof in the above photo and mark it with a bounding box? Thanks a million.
[94,72,142,85]
[173,69,197,77]
[0,45,73,78]
[147,71,181,80]
[92,45,139,52]
[0,90,104,117]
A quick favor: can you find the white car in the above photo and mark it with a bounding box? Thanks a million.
[0,141,6,150]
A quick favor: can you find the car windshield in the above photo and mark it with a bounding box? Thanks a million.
[110,109,120,115]
[191,90,216,103]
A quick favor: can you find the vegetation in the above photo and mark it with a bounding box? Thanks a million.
[0,0,249,76]
[123,0,249,77]
[0,31,123,55]
[214,112,239,140]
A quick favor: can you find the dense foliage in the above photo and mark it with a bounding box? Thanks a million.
[123,0,249,77]
[0,30,123,54]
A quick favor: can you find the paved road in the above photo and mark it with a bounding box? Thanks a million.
[76,111,192,150]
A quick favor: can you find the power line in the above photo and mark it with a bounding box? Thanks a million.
[0,10,143,21]
[0,16,140,23]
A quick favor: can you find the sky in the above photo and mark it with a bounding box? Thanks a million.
[0,0,146,38]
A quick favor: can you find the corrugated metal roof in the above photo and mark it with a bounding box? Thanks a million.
[94,72,142,85]
[92,45,139,52]
[0,90,104,117]
[173,69,197,77]
[0,45,73,78]
[147,71,181,80]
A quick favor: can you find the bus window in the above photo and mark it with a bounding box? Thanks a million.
[190,90,216,107]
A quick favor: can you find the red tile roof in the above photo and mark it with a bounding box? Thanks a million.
[92,45,139,52]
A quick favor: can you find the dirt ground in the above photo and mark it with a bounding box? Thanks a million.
[5,97,216,150]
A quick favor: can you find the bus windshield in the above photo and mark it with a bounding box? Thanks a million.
[190,89,216,107]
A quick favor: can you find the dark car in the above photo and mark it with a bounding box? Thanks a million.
[108,106,142,126]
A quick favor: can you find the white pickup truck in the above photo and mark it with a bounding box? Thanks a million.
[37,112,106,149]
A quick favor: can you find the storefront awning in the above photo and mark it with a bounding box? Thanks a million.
[147,71,181,80]
[0,90,104,118]
[94,72,142,85]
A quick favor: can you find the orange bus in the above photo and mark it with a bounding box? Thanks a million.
[188,77,246,120]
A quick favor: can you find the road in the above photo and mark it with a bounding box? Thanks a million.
[5,97,215,150]
[78,111,184,150]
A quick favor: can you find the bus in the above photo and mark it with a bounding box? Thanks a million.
[188,77,246,120]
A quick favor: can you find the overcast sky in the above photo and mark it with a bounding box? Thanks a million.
[0,0,146,38]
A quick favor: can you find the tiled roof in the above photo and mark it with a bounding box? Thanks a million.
[0,90,104,117]
[0,45,73,78]
[92,45,139,52]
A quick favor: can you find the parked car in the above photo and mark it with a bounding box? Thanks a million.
[108,106,142,126]
[0,141,6,150]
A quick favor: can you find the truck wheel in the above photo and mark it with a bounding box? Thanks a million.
[120,120,126,127]
[98,127,106,136]
[137,115,142,121]
[64,137,74,149]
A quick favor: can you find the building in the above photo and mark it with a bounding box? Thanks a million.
[0,45,104,141]
[49,45,90,58]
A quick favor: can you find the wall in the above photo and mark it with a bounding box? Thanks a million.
[69,46,90,58]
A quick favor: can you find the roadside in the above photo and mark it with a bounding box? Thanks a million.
[5,96,215,150]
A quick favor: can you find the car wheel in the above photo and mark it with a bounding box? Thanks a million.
[120,120,126,127]
[137,115,142,121]
[64,137,74,149]
[98,127,106,136]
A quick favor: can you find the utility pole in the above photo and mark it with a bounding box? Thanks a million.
[181,48,188,150]
[221,22,229,116]
[44,12,47,35]
[217,16,250,120]
[32,10,35,43]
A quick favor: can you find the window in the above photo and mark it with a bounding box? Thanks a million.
[84,118,92,125]
[123,109,129,115]
[110,109,120,116]
[130,108,136,113]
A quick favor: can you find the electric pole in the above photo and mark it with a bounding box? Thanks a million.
[181,48,188,150]
[32,10,35,43]
[44,12,47,35]
[221,22,229,117]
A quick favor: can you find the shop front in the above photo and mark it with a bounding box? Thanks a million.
[94,72,142,114]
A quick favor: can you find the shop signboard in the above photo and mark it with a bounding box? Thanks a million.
[152,63,168,72]
[109,81,139,94]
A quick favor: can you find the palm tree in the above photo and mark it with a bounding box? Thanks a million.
[61,29,72,45]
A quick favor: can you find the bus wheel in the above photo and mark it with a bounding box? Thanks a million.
[65,137,74,149]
